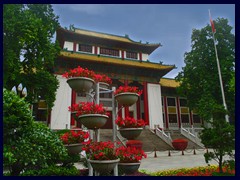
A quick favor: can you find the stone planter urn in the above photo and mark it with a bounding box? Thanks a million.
[114,93,139,106]
[118,162,141,175]
[172,139,188,150]
[99,82,109,89]
[88,159,120,174]
[119,128,143,140]
[77,114,108,129]
[64,143,83,154]
[67,77,95,93]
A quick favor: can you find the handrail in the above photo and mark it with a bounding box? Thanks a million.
[155,128,173,148]
[180,126,204,148]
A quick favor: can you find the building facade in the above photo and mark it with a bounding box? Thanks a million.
[47,27,202,130]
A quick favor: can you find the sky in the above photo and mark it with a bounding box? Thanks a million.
[52,4,235,78]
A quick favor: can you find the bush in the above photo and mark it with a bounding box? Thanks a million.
[3,89,69,175]
[20,165,80,176]
[3,89,34,143]
[5,122,69,175]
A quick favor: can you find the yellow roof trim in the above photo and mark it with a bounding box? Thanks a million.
[75,29,133,43]
[60,51,174,71]
[159,78,180,88]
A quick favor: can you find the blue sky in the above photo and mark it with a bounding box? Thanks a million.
[52,4,235,78]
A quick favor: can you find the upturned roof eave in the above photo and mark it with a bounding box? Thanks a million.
[57,27,161,54]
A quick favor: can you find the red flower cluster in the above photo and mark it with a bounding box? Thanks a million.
[94,74,112,84]
[62,66,112,84]
[68,102,109,117]
[82,141,119,160]
[126,140,143,150]
[116,146,147,163]
[60,130,89,145]
[114,86,142,95]
[62,66,95,79]
[115,116,145,128]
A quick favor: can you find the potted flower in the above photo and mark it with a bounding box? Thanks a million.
[82,141,120,174]
[93,74,112,89]
[68,102,109,129]
[126,140,143,150]
[116,146,147,174]
[115,116,145,140]
[58,129,89,154]
[172,138,188,151]
[62,66,96,92]
[114,86,142,106]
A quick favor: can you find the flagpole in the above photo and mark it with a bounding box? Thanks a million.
[209,10,229,123]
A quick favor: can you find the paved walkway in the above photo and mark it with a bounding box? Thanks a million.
[76,149,233,173]
[139,149,215,172]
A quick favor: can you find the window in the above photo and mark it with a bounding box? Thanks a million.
[36,109,48,122]
[126,51,138,59]
[100,47,119,57]
[180,98,187,107]
[181,114,189,123]
[167,97,176,106]
[168,114,178,123]
[78,44,92,53]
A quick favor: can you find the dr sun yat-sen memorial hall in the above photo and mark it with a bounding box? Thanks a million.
[39,27,205,150]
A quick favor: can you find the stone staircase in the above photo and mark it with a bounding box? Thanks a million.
[98,128,173,152]
[96,129,204,152]
[165,129,204,149]
[135,128,174,152]
[98,129,115,142]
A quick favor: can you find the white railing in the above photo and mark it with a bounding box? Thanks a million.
[154,127,173,148]
[145,126,172,147]
[180,126,204,148]
[116,130,127,147]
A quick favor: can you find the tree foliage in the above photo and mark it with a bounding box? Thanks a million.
[175,18,235,121]
[3,4,60,110]
[3,89,69,176]
[200,106,235,173]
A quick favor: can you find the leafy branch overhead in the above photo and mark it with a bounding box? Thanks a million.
[3,4,60,110]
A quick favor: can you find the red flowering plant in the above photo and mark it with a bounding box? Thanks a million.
[114,86,142,95]
[116,146,147,163]
[94,74,112,84]
[59,130,89,145]
[115,116,145,128]
[82,140,119,160]
[68,102,109,117]
[62,66,96,79]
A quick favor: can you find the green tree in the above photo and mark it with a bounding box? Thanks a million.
[175,18,235,174]
[176,18,235,121]
[3,4,60,117]
[200,106,235,173]
[3,89,69,176]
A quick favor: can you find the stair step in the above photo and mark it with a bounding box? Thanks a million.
[94,129,203,151]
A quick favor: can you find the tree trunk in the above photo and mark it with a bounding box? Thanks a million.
[219,154,223,173]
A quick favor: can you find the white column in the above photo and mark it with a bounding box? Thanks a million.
[50,75,72,129]
[147,83,163,129]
